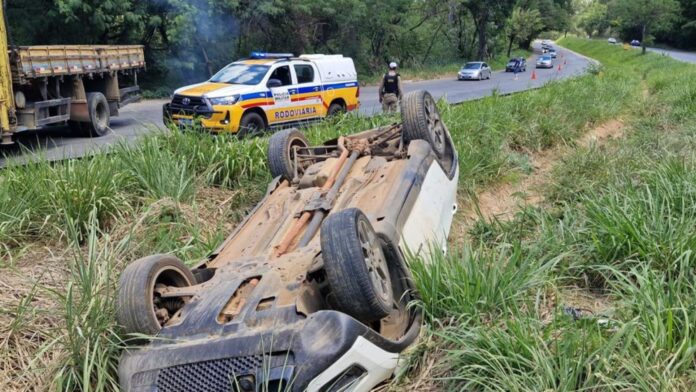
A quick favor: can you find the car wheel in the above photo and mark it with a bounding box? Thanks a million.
[267,128,310,182]
[321,208,393,322]
[327,102,345,117]
[117,254,195,338]
[238,111,266,138]
[85,92,110,137]
[400,90,447,158]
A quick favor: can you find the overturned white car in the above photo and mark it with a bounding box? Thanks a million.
[117,90,459,392]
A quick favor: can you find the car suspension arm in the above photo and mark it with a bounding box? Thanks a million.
[274,137,353,257]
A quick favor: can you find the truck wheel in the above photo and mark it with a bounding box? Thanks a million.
[116,254,195,338]
[267,128,310,182]
[238,111,266,138]
[321,208,393,323]
[401,90,447,158]
[327,102,345,116]
[85,92,110,137]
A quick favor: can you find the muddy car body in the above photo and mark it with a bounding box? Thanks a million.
[117,90,459,392]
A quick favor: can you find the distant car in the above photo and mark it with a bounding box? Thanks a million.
[536,55,553,69]
[547,48,558,58]
[541,40,550,46]
[505,58,527,72]
[608,37,617,44]
[631,40,641,47]
[458,61,492,80]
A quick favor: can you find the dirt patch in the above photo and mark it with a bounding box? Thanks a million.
[461,119,626,225]
[579,119,624,148]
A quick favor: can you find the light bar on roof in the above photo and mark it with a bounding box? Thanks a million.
[250,52,294,59]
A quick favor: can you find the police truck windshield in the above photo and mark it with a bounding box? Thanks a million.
[210,64,270,85]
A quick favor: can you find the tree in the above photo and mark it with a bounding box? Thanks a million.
[505,7,544,57]
[610,0,680,54]
[577,1,609,38]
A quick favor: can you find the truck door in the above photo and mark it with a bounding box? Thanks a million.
[290,63,322,120]
[266,65,294,125]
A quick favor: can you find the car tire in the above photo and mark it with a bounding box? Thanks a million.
[238,111,266,138]
[85,92,110,137]
[327,102,345,117]
[321,208,393,322]
[117,254,195,338]
[267,128,310,182]
[400,90,447,158]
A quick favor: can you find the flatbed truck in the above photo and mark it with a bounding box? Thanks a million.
[0,1,145,145]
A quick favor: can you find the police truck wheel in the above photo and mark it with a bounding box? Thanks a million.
[328,102,345,116]
[401,90,447,158]
[117,254,195,338]
[238,112,266,138]
[85,92,110,137]
[321,208,393,323]
[267,128,310,182]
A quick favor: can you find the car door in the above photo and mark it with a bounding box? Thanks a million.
[289,63,323,120]
[483,63,491,78]
[266,64,294,125]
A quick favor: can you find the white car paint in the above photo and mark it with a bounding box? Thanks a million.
[306,336,401,392]
[399,159,459,259]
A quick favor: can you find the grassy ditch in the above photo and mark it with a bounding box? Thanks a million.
[2,38,692,391]
[399,38,696,391]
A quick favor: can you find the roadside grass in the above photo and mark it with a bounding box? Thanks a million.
[3,38,696,390]
[399,37,696,391]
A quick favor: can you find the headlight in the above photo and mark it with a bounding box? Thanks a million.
[208,95,240,106]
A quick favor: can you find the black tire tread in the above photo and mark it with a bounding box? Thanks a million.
[328,102,345,116]
[238,112,266,138]
[267,128,309,181]
[116,254,194,337]
[401,90,447,159]
[85,92,109,137]
[321,208,392,322]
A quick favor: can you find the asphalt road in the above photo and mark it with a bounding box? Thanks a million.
[647,47,696,64]
[1,42,593,167]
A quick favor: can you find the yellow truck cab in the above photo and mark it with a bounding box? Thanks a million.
[164,52,360,135]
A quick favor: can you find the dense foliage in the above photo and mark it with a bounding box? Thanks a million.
[575,0,695,51]
[6,0,571,91]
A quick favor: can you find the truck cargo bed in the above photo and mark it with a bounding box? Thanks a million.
[11,45,145,82]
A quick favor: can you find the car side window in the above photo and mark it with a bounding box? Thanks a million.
[483,63,489,68]
[294,64,315,84]
[269,65,292,86]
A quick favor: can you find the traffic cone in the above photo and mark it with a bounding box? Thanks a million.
[557,64,562,71]
[531,70,537,80]
[564,59,567,65]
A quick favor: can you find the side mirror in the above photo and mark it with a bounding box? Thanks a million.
[267,79,283,88]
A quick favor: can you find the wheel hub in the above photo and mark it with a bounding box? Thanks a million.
[358,219,391,303]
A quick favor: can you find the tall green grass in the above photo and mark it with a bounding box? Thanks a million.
[398,38,696,391]
[5,38,696,391]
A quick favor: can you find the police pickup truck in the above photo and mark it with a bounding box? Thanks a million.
[164,52,360,136]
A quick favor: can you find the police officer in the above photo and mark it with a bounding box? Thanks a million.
[378,62,403,113]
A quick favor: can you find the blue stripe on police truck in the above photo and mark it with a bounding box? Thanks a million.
[237,82,357,103]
